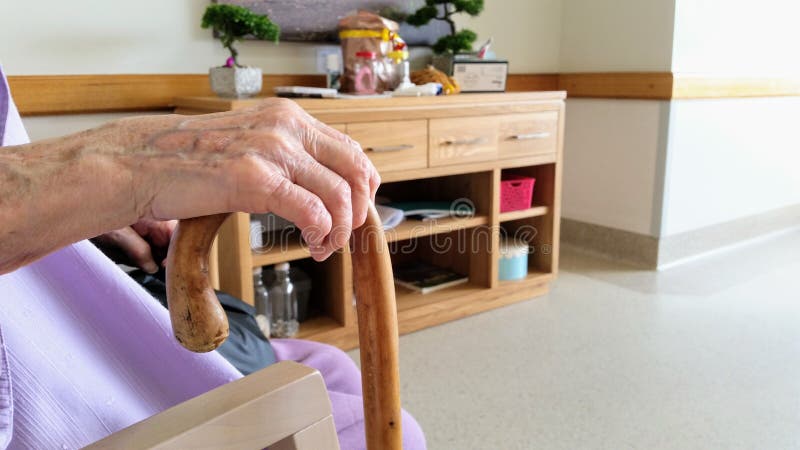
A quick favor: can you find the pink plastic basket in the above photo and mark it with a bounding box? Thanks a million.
[500,175,536,213]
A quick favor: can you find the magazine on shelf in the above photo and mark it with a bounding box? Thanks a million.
[393,261,469,294]
[385,201,474,220]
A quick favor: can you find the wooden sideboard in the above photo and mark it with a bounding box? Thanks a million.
[174,92,565,350]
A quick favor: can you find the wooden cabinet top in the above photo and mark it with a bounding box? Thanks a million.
[174,91,567,123]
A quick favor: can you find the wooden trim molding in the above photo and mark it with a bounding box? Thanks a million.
[556,72,800,100]
[557,72,675,100]
[8,73,325,116]
[506,74,559,92]
[7,72,800,116]
[672,75,800,99]
[9,74,211,115]
[9,73,551,115]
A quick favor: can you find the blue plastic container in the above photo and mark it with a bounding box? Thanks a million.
[498,237,530,281]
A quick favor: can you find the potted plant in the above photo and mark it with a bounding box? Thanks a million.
[406,0,484,75]
[406,0,484,55]
[201,4,280,98]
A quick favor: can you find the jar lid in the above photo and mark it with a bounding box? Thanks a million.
[499,237,531,258]
[355,51,377,59]
[275,262,290,271]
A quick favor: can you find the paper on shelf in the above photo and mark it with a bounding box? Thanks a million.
[375,204,405,230]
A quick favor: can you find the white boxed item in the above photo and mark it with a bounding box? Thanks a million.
[452,60,508,92]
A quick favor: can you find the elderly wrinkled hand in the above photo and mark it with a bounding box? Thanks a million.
[121,98,379,262]
[0,98,379,273]
[92,219,177,273]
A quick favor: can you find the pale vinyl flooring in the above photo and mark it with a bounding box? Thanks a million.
[351,228,800,449]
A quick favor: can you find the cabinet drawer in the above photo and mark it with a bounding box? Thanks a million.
[497,112,558,159]
[346,120,428,172]
[429,116,498,167]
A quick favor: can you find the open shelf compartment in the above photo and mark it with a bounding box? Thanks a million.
[251,228,309,267]
[389,222,494,303]
[254,251,354,337]
[499,164,556,220]
[499,214,557,279]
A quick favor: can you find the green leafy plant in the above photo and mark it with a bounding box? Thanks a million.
[406,0,484,54]
[201,4,280,67]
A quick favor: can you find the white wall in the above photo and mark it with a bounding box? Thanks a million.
[5,0,562,141]
[563,100,669,236]
[672,0,800,76]
[658,0,800,236]
[0,0,561,76]
[0,1,315,75]
[661,98,800,235]
[558,0,676,236]
[562,0,800,240]
[559,0,675,72]
[455,0,561,73]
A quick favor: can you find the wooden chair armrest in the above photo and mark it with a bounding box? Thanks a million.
[85,361,339,450]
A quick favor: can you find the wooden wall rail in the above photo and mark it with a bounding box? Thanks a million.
[672,76,800,99]
[506,74,559,92]
[8,72,800,116]
[558,73,800,100]
[8,74,325,116]
[557,72,675,100]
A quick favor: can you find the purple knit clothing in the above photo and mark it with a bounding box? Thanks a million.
[0,66,424,449]
[0,67,26,147]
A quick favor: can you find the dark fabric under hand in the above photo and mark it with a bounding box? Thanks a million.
[127,268,277,375]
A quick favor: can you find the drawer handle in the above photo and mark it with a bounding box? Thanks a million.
[509,132,550,140]
[366,144,415,152]
[442,137,488,146]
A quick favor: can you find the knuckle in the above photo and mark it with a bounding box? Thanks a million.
[303,129,321,157]
[301,198,326,225]
[234,152,268,182]
[344,134,362,151]
[269,174,293,198]
[258,174,290,210]
[272,98,304,119]
[263,97,295,110]
[336,180,352,202]
[259,129,291,149]
[326,180,352,213]
[351,152,372,179]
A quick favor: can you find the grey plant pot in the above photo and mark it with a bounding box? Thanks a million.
[209,66,263,98]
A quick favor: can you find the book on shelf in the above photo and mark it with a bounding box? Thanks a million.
[393,261,469,294]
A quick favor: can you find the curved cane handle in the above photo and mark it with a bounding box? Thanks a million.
[166,213,231,353]
[166,206,402,449]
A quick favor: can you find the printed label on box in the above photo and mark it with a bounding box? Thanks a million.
[452,62,508,92]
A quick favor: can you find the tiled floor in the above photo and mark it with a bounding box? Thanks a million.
[351,228,800,449]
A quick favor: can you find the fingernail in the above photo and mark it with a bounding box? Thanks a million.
[309,246,326,261]
[144,262,159,274]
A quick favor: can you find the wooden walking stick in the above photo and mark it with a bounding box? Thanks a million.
[350,205,403,449]
[165,204,402,450]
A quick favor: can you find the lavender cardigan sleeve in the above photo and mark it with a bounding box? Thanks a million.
[0,66,241,449]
